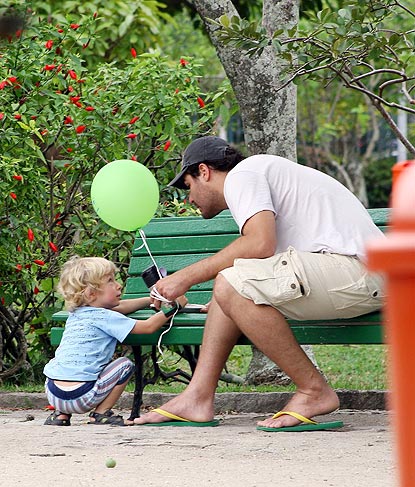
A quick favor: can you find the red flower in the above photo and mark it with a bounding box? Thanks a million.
[75,125,86,134]
[34,259,45,266]
[197,97,205,108]
[0,81,7,90]
[1,297,4,305]
[0,113,4,120]
[126,133,137,139]
[64,116,73,125]
[14,114,21,120]
[34,286,40,295]
[131,155,137,161]
[163,140,171,151]
[9,192,17,200]
[13,175,23,181]
[130,47,137,58]
[180,58,189,66]
[49,242,58,253]
[85,106,94,112]
[15,264,23,272]
[66,148,73,152]
[44,64,56,71]
[129,116,139,124]
[93,12,98,19]
[45,40,53,50]
[68,70,77,80]
[27,228,34,242]
[8,76,17,83]
[70,23,80,30]
[174,88,180,94]
[70,96,81,103]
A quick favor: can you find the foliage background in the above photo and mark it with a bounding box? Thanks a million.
[0,3,230,382]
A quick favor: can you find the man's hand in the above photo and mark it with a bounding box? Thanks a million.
[150,272,190,308]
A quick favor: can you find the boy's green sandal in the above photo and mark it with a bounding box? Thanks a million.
[44,410,72,426]
[88,409,126,426]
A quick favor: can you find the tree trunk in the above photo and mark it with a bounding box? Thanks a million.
[192,0,298,159]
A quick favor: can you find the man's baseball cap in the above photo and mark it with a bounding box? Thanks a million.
[168,136,230,189]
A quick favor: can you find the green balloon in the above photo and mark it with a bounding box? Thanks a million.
[91,160,159,231]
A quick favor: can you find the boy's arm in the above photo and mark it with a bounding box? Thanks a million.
[112,297,151,315]
[130,295,188,334]
[130,311,171,334]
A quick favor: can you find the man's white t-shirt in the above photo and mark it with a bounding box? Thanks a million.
[223,155,384,261]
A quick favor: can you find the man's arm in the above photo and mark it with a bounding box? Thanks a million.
[153,210,277,302]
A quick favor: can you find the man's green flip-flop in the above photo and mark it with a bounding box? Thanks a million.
[139,408,219,427]
[257,411,344,432]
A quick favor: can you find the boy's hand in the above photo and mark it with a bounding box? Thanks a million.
[175,295,188,309]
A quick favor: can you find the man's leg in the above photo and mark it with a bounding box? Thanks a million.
[213,275,339,428]
[134,295,242,424]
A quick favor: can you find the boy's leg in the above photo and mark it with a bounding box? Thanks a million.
[88,357,134,424]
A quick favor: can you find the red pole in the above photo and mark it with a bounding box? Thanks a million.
[366,165,415,487]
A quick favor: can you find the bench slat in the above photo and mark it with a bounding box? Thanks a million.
[132,234,238,256]
[50,322,383,346]
[128,253,218,277]
[140,215,238,237]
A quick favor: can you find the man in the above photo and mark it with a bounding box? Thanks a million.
[134,136,384,430]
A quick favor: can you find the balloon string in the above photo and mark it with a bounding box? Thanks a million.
[136,229,175,362]
[136,229,163,280]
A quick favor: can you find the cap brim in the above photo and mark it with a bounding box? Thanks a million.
[168,167,188,189]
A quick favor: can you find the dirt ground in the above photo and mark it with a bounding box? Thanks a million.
[0,407,396,487]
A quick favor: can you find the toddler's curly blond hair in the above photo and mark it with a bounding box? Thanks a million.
[57,256,117,311]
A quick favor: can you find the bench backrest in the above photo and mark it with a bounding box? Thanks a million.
[124,208,390,305]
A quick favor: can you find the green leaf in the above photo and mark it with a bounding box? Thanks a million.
[219,15,230,28]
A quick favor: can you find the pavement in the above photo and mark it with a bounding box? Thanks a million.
[0,390,397,487]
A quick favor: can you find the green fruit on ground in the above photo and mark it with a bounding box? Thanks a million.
[106,458,116,468]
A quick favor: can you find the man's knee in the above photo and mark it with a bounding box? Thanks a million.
[213,274,238,310]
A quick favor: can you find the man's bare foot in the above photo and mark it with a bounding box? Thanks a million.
[257,387,340,428]
[133,392,214,425]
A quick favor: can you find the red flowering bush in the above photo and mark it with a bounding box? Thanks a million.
[0,8,223,381]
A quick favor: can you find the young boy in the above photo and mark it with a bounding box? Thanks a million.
[43,256,186,426]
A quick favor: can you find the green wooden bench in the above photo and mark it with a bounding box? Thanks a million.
[51,208,389,419]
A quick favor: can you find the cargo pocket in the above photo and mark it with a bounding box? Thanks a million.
[235,255,304,307]
[328,273,384,312]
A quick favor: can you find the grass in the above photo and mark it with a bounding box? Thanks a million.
[1,344,387,393]
[131,343,388,394]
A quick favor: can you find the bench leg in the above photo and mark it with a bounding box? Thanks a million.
[129,345,144,421]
